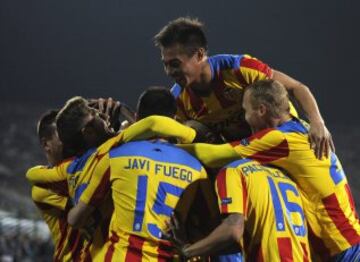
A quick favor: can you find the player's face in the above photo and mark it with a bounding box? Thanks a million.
[161,44,202,88]
[242,90,267,133]
[43,131,63,166]
[82,107,115,146]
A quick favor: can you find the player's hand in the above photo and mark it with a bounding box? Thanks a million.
[88,98,122,132]
[309,120,335,159]
[163,213,189,256]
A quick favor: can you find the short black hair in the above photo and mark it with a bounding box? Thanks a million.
[37,110,59,141]
[154,17,208,56]
[56,96,90,154]
[137,86,177,120]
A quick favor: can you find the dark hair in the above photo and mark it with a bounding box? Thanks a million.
[56,96,90,154]
[137,86,177,120]
[246,80,290,118]
[37,110,59,141]
[154,17,208,56]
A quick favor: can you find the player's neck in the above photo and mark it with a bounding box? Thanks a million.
[189,58,212,96]
[273,114,292,127]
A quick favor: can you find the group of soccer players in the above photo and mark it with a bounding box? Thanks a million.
[26,17,360,261]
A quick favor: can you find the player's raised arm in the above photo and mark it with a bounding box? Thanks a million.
[178,143,238,168]
[121,115,196,144]
[271,69,335,158]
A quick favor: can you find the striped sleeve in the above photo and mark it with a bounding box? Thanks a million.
[178,143,239,168]
[79,153,111,206]
[121,115,196,144]
[237,54,273,85]
[31,186,68,211]
[230,128,289,164]
[215,168,246,215]
[26,164,69,196]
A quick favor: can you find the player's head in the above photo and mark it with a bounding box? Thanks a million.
[243,80,290,132]
[136,86,177,120]
[37,109,63,166]
[154,17,208,88]
[56,96,115,155]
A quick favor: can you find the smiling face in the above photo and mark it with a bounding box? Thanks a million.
[161,44,203,88]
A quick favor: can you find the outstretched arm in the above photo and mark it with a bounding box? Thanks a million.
[120,116,196,144]
[272,69,335,158]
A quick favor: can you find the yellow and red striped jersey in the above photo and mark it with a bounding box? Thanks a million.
[79,140,208,261]
[27,153,111,262]
[26,116,197,261]
[180,118,360,260]
[30,173,90,262]
[171,54,298,141]
[216,159,310,261]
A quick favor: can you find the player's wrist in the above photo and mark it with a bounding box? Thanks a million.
[180,244,192,258]
[308,115,325,125]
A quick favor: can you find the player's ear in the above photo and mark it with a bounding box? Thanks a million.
[81,125,94,143]
[258,104,267,116]
[40,137,51,152]
[196,48,206,61]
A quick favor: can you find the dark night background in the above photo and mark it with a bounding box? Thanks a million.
[0,0,359,121]
[0,0,359,255]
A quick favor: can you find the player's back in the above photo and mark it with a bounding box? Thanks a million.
[107,140,207,261]
[271,119,360,259]
[217,159,310,261]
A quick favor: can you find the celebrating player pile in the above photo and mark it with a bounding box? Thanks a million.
[26,17,359,262]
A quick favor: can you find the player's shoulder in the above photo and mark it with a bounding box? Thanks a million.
[171,83,182,99]
[224,158,257,169]
[208,54,244,72]
[97,134,123,155]
[232,128,283,146]
[276,118,309,135]
[110,140,203,172]
[223,158,288,180]
[66,148,97,175]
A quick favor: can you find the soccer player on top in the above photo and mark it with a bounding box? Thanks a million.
[154,17,333,159]
[179,80,360,261]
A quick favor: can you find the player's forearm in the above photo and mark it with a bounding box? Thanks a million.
[183,214,243,257]
[68,201,94,229]
[178,143,239,168]
[291,84,324,124]
[122,116,196,144]
[272,70,324,123]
